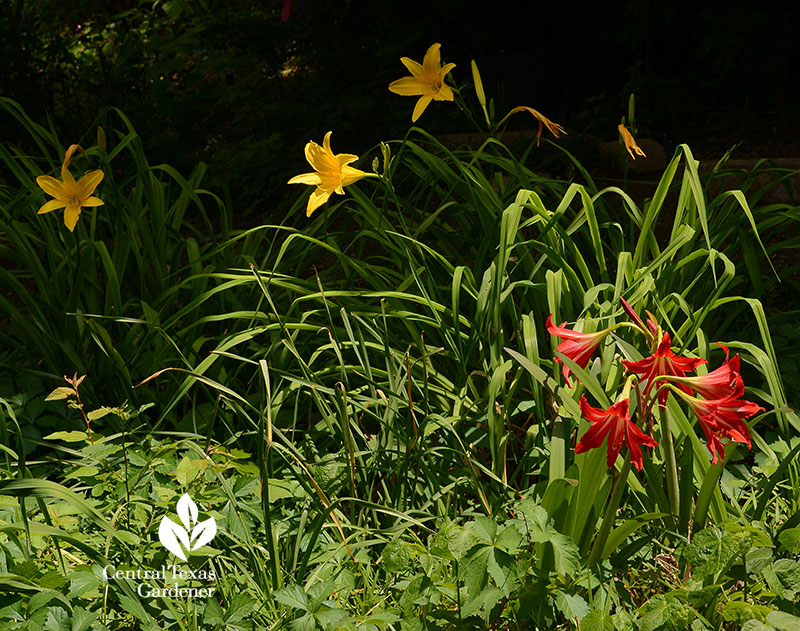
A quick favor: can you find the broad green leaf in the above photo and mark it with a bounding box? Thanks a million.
[581,610,615,631]
[778,528,800,555]
[637,595,694,631]
[721,602,771,625]
[175,456,198,487]
[43,432,87,442]
[683,526,737,580]
[45,388,73,401]
[743,611,800,631]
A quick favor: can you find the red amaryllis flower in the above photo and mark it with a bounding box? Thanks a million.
[575,396,658,471]
[546,315,612,383]
[622,332,706,405]
[668,344,741,400]
[681,380,764,464]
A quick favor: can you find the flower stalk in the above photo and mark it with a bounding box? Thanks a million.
[657,406,680,515]
[588,453,632,568]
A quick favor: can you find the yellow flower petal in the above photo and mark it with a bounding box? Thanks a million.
[38,199,67,214]
[388,76,426,96]
[82,196,104,207]
[64,205,81,232]
[341,165,369,187]
[434,84,454,101]
[76,170,104,199]
[422,43,442,74]
[400,56,424,79]
[60,163,76,185]
[391,44,455,122]
[290,132,370,217]
[412,95,434,122]
[306,140,339,173]
[288,172,323,186]
[322,131,334,154]
[36,175,67,199]
[306,187,331,216]
[337,153,359,167]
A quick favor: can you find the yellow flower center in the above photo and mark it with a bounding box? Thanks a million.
[423,76,443,93]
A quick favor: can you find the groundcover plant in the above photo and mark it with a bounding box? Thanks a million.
[1,36,800,631]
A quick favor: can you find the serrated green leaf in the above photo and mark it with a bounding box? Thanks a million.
[274,585,309,612]
[69,570,100,599]
[225,592,255,623]
[72,607,100,631]
[556,591,589,621]
[772,559,800,598]
[43,606,70,631]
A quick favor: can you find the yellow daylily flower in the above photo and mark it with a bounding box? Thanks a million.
[388,43,456,122]
[618,124,646,159]
[288,131,373,217]
[500,106,567,146]
[36,145,104,232]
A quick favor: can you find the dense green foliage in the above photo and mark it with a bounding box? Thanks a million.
[1,27,799,628]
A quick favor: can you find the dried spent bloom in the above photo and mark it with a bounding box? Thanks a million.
[502,106,566,146]
[618,124,646,159]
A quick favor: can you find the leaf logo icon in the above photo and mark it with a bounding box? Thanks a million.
[158,494,217,561]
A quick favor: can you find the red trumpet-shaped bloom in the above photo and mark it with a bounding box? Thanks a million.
[680,380,764,464]
[668,344,740,400]
[575,396,658,471]
[622,333,706,405]
[546,315,612,383]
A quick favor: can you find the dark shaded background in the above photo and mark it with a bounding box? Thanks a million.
[2,0,798,217]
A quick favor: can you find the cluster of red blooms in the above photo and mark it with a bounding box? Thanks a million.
[546,299,764,470]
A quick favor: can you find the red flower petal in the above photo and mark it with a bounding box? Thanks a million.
[575,396,657,470]
[682,379,763,464]
[546,314,610,383]
[622,332,706,405]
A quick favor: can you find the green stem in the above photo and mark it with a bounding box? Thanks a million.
[588,454,632,567]
[660,407,680,515]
